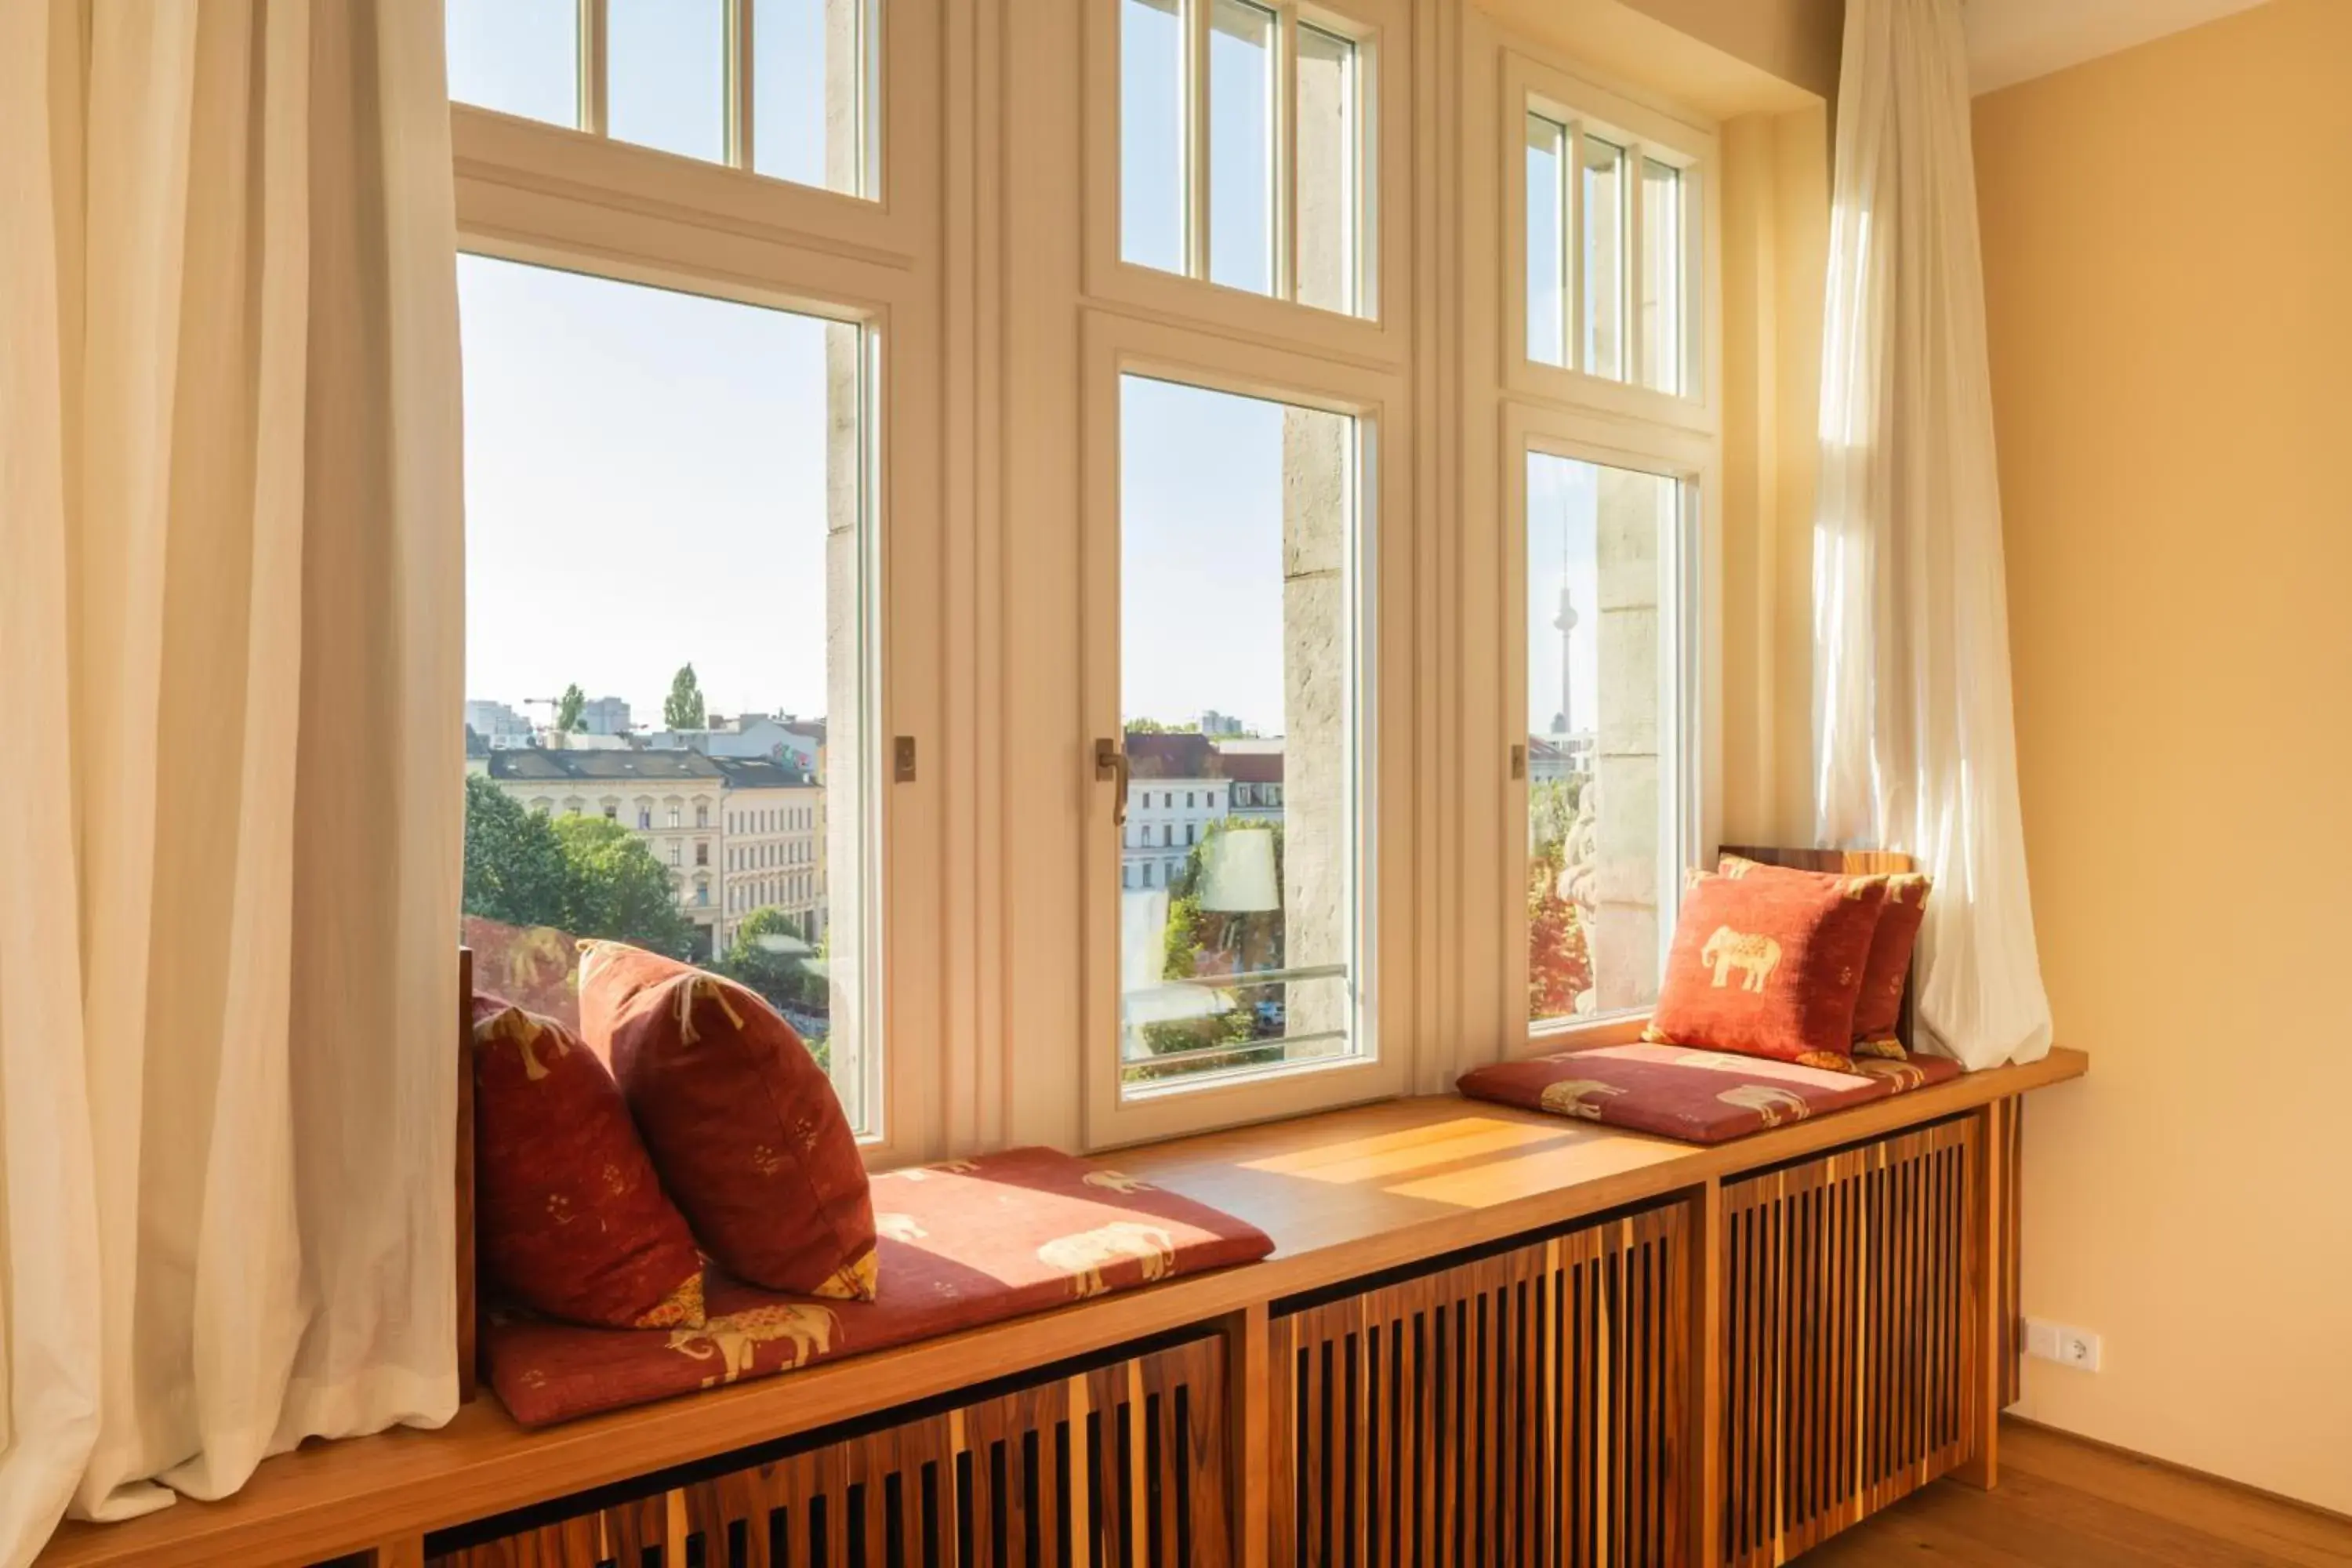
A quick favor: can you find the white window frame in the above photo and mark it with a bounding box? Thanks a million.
[1078,310,1410,1149]
[448,0,944,1163]
[1502,50,1721,437]
[1502,402,1716,1051]
[1085,0,1410,367]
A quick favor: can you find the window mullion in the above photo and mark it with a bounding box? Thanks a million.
[727,0,754,170]
[1627,137,1649,390]
[578,0,609,136]
[1188,0,1213,280]
[1276,8,1298,303]
[1566,120,1585,374]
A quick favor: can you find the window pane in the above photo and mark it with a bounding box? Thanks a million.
[1641,158,1683,394]
[1294,24,1357,315]
[1121,0,1188,274]
[608,0,727,165]
[1525,113,1567,366]
[1581,136,1626,379]
[1119,376,1360,1088]
[1526,452,1675,1024]
[456,257,879,1134]
[447,0,577,127]
[754,0,877,196]
[1207,0,1276,295]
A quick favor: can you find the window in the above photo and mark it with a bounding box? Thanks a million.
[1521,446,1693,1029]
[1120,0,1374,317]
[1520,82,1701,400]
[456,256,880,1133]
[1111,373,1364,1092]
[604,804,619,820]
[445,0,881,198]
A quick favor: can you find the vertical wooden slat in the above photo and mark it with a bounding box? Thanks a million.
[1955,1098,2005,1490]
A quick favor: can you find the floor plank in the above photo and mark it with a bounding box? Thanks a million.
[1800,1421,2352,1566]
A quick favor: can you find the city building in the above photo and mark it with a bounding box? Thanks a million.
[463,699,534,748]
[712,757,825,948]
[1122,731,1229,892]
[1222,745,1285,822]
[644,712,821,771]
[483,749,726,954]
[576,695,632,735]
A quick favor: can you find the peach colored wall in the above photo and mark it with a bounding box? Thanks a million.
[1974,0,2352,1513]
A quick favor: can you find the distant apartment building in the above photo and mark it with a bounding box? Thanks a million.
[484,749,725,953]
[712,757,825,948]
[1122,731,1229,892]
[1222,745,1285,822]
[644,713,822,773]
[576,695,632,735]
[463,699,535,748]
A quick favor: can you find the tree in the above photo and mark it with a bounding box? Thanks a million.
[664,663,707,730]
[462,775,568,928]
[554,683,587,733]
[1123,717,1198,735]
[550,815,699,957]
[718,906,821,1011]
[1526,838,1595,1020]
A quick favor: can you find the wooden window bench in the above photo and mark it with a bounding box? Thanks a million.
[36,1047,2082,1568]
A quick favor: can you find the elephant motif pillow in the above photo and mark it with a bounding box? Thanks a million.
[578,942,878,1301]
[470,996,706,1330]
[1719,856,1933,1058]
[1641,866,1888,1069]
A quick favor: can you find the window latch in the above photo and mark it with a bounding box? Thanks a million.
[1510,742,1527,781]
[1094,738,1131,827]
[894,735,917,783]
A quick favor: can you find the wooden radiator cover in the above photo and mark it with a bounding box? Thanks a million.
[424,1334,1229,1568]
[1719,1117,1981,1567]
[1269,1204,1690,1568]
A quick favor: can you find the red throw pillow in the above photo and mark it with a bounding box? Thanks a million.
[1719,856,1933,1058]
[470,996,705,1330]
[1641,866,1889,1069]
[578,943,878,1300]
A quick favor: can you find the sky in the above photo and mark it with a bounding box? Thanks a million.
[446,2,1590,742]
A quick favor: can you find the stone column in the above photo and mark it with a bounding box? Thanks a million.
[1281,407,1349,1052]
[1591,467,1666,1011]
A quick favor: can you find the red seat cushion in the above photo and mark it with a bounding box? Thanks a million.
[579,942,878,1301]
[1642,866,1889,1069]
[1719,856,1933,1057]
[481,1147,1276,1426]
[470,996,706,1330]
[1458,1042,1962,1145]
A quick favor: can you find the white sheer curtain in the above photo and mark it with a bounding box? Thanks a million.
[0,2,463,1558]
[1812,0,2052,1071]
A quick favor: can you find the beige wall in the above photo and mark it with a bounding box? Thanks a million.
[1975,0,2352,1512]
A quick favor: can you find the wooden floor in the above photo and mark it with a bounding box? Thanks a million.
[1802,1421,2352,1566]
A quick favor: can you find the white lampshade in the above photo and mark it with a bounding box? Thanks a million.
[1197,828,1280,913]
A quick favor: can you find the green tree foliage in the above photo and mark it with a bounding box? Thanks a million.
[720,906,821,1011]
[664,663,707,730]
[461,775,568,927]
[1123,717,1197,735]
[550,815,700,957]
[555,683,586,732]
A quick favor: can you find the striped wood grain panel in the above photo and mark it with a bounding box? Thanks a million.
[1269,1205,1689,1568]
[1719,1120,1980,1567]
[423,1334,1229,1568]
[2002,1098,2023,1411]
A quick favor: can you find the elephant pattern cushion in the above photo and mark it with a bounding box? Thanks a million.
[579,942,878,1301]
[1640,865,1889,1069]
[1457,1042,1962,1145]
[1718,856,1933,1057]
[469,996,706,1330]
[481,1146,1275,1426]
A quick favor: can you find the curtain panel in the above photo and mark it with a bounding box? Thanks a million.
[1811,0,2053,1071]
[0,2,463,1558]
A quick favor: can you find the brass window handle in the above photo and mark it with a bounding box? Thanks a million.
[1094,738,1131,827]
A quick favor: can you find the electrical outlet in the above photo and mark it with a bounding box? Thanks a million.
[2024,1317,2102,1373]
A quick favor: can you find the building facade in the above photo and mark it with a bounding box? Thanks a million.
[1122,731,1229,891]
[483,749,725,954]
[713,757,825,948]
